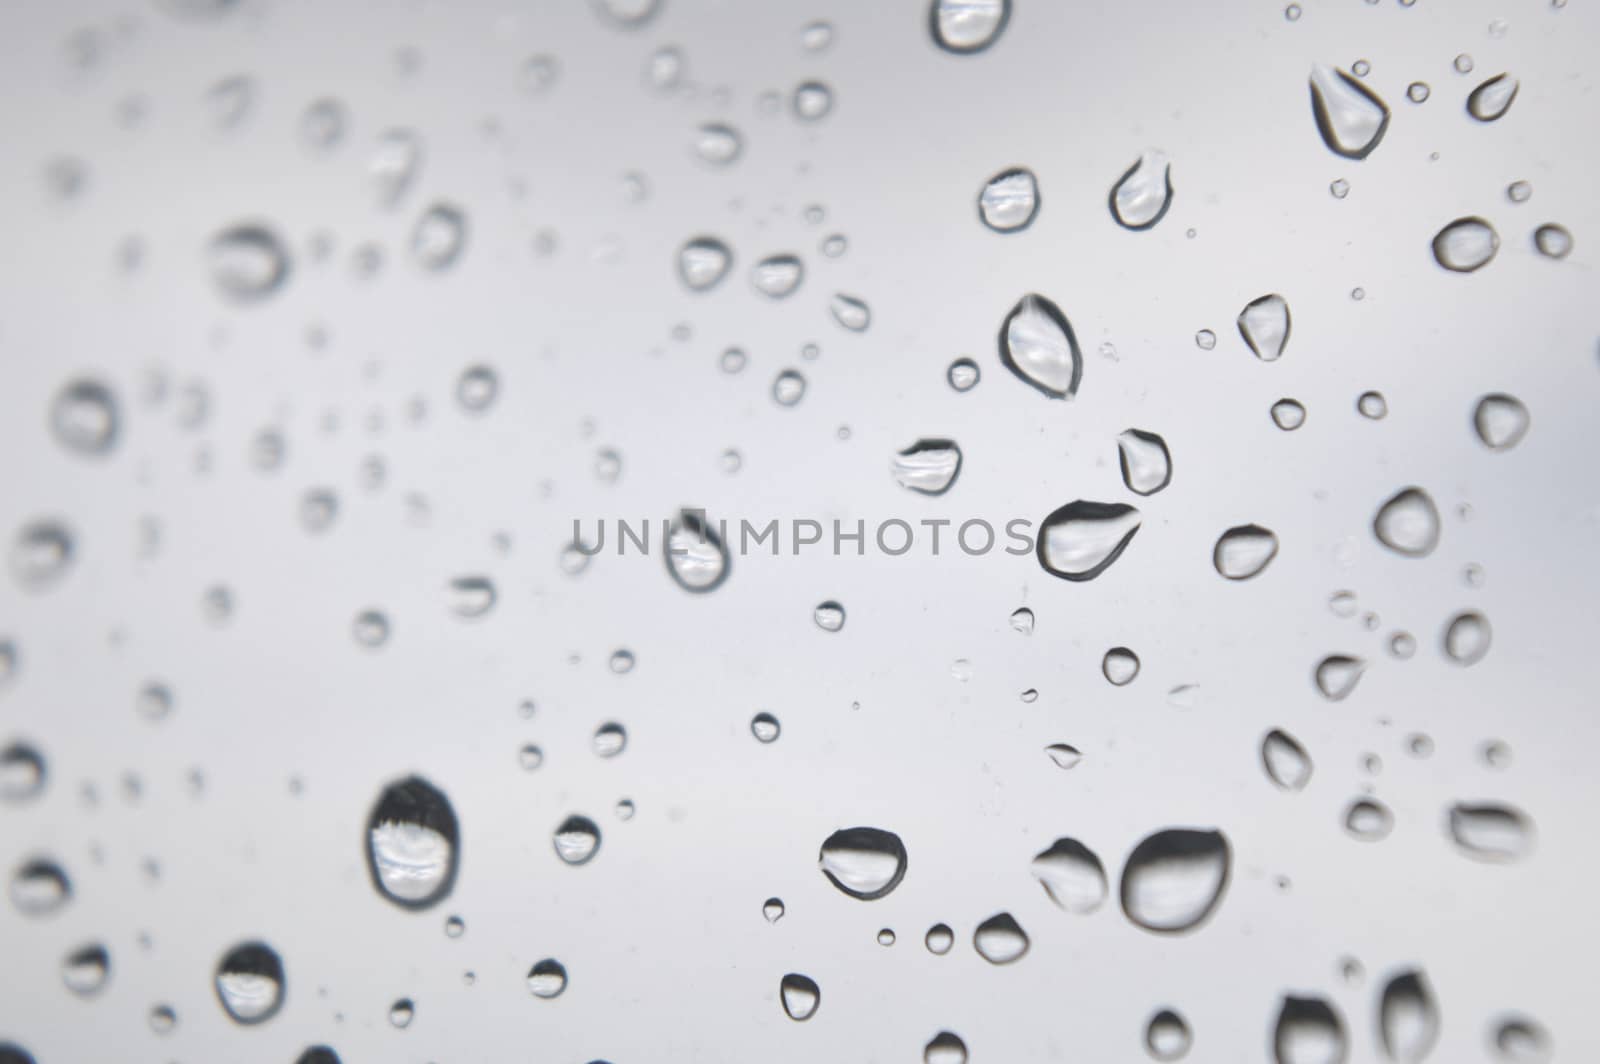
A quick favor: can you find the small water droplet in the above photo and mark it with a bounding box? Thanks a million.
[446,576,496,620]
[1109,150,1174,230]
[1103,647,1141,686]
[819,827,907,899]
[693,122,743,166]
[925,1031,968,1064]
[679,237,733,291]
[411,203,468,271]
[10,858,71,916]
[925,923,954,954]
[50,378,119,457]
[1044,743,1081,770]
[1467,73,1519,121]
[1213,525,1279,580]
[1448,802,1533,861]
[366,777,458,909]
[1284,3,1302,20]
[1309,64,1390,159]
[1356,390,1388,419]
[1314,655,1365,701]
[1374,487,1441,557]
[1119,828,1231,933]
[1433,216,1499,272]
[1273,996,1348,1064]
[526,959,567,999]
[1238,294,1292,362]
[1533,223,1573,259]
[1507,179,1532,203]
[1379,968,1439,1062]
[779,973,821,1021]
[1407,81,1431,103]
[444,915,464,938]
[892,439,963,495]
[1146,1009,1192,1061]
[1032,839,1106,913]
[150,1004,178,1034]
[352,610,390,648]
[999,293,1080,397]
[387,998,414,1028]
[829,293,871,331]
[593,722,627,759]
[1493,1016,1551,1062]
[1195,329,1217,350]
[1009,607,1035,635]
[609,648,636,674]
[801,20,835,52]
[973,912,1029,964]
[813,601,846,632]
[300,98,346,151]
[1443,610,1491,665]
[751,254,804,298]
[11,520,74,591]
[1344,797,1393,840]
[1038,501,1141,581]
[0,742,46,803]
[553,815,601,865]
[929,0,1009,53]
[61,943,110,997]
[792,80,833,121]
[1262,730,1313,792]
[978,167,1040,232]
[1117,430,1172,496]
[214,941,285,1025]
[751,712,780,743]
[209,224,291,303]
[947,358,980,391]
[1271,399,1307,430]
[763,897,785,923]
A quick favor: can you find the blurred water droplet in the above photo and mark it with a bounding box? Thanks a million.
[1374,488,1440,557]
[693,123,743,166]
[610,649,636,674]
[666,510,731,594]
[1271,399,1307,430]
[554,815,601,865]
[527,959,568,999]
[1433,217,1499,272]
[0,742,45,803]
[813,601,846,632]
[819,827,907,899]
[679,237,733,291]
[929,0,1010,53]
[892,439,963,495]
[1273,996,1348,1064]
[978,167,1040,232]
[411,203,468,271]
[792,80,833,120]
[1533,224,1572,259]
[388,998,414,1028]
[1309,64,1390,158]
[1032,838,1106,912]
[446,576,496,620]
[801,20,834,52]
[1109,150,1174,230]
[1103,647,1141,686]
[209,224,291,303]
[1378,969,1439,1062]
[1145,1009,1192,1061]
[1448,802,1533,861]
[369,129,424,207]
[1262,730,1313,792]
[352,610,390,648]
[772,369,808,407]
[1117,430,1172,496]
[1213,525,1279,580]
[215,941,285,1025]
[1120,828,1231,933]
[1344,797,1393,840]
[751,712,780,743]
[1238,294,1291,362]
[10,858,70,916]
[300,98,346,151]
[751,254,804,298]
[51,379,119,457]
[1038,501,1141,581]
[519,54,560,94]
[11,520,74,591]
[149,1005,178,1034]
[61,943,109,996]
[780,973,820,1020]
[830,293,871,331]
[595,0,661,28]
[1467,74,1519,121]
[973,912,1029,964]
[1493,1016,1551,1062]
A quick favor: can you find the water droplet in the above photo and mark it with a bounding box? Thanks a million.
[387,998,414,1028]
[665,509,731,594]
[11,520,74,591]
[595,0,661,28]
[1271,399,1307,430]
[1467,73,1519,121]
[1356,391,1388,420]
[1010,607,1036,635]
[149,1005,178,1034]
[366,777,458,909]
[999,294,1081,397]
[369,129,423,207]
[609,648,636,674]
[762,897,785,923]
[1194,329,1217,350]
[518,744,543,771]
[751,712,780,743]
[411,203,468,271]
[456,365,499,414]
[1109,150,1174,230]
[10,858,70,916]
[819,827,907,899]
[1344,797,1393,840]
[772,369,807,407]
[61,943,109,996]
[593,722,627,759]
[1407,81,1431,103]
[1507,180,1532,203]
[208,224,291,303]
[297,1047,341,1064]
[679,237,733,291]
[892,439,963,495]
[1119,828,1231,933]
[1103,647,1141,686]
[925,923,954,954]
[1433,217,1499,272]
[1273,996,1348,1064]
[50,378,119,457]
[792,80,833,121]
[1330,178,1350,199]
[978,167,1040,232]
[554,815,601,865]
[948,358,980,391]
[925,1031,968,1064]
[1146,1009,1192,1061]
[526,959,568,999]
[830,293,872,331]
[444,915,464,938]
[751,254,804,298]
[929,0,1010,53]
[1238,294,1292,362]
[446,576,496,620]
[1493,1016,1551,1062]
[1314,655,1365,701]
[1309,64,1390,159]
[1038,501,1141,581]
[693,122,743,166]
[1213,525,1279,580]
[973,912,1029,964]
[1448,802,1534,861]
[801,20,835,52]
[1262,730,1313,792]
[1031,838,1106,913]
[1374,487,1441,557]
[300,98,346,151]
[214,941,285,1025]
[352,610,390,648]
[813,601,846,632]
[1284,3,1302,20]
[1378,969,1439,1062]
[1117,430,1172,496]
[1443,610,1491,665]
[1533,224,1573,259]
[0,742,45,803]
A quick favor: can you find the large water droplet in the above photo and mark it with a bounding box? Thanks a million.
[11,520,74,591]
[411,203,468,271]
[1262,730,1313,792]
[929,0,1010,54]
[1146,1009,1193,1061]
[1037,501,1141,581]
[1467,74,1519,121]
[1442,610,1491,665]
[679,237,733,291]
[10,858,71,916]
[553,815,602,865]
[1119,828,1231,934]
[1214,525,1279,580]
[1432,217,1499,272]
[208,224,291,303]
[818,827,907,900]
[751,254,804,298]
[665,509,731,593]
[61,943,110,996]
[50,379,119,457]
[527,959,568,999]
[1473,394,1530,450]
[972,912,1029,964]
[1378,969,1439,1062]
[296,1047,341,1064]
[780,973,820,1021]
[1238,294,1292,362]
[892,439,963,496]
[1273,996,1348,1064]
[999,293,1081,398]
[925,1031,969,1064]
[1117,430,1172,496]
[365,776,459,909]
[1448,802,1534,862]
[1309,64,1390,159]
[1031,838,1107,913]
[1374,487,1440,557]
[370,128,423,207]
[1109,151,1174,230]
[214,941,285,1025]
[978,168,1040,232]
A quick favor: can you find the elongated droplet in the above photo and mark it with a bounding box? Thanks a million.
[1379,969,1439,1062]
[973,912,1029,964]
[665,510,731,593]
[1448,802,1534,862]
[1314,655,1365,701]
[447,576,496,619]
[1493,1016,1551,1062]
[1117,430,1172,495]
[693,122,742,166]
[1309,64,1390,159]
[830,293,871,331]
[61,943,110,996]
[925,1031,969,1064]
[1262,730,1313,792]
[1214,525,1279,580]
[751,254,803,298]
[553,815,601,865]
[1473,394,1529,450]
[526,959,567,999]
[929,0,1009,54]
[365,776,459,909]
[678,237,732,291]
[892,439,963,495]
[1031,838,1107,913]
[1103,647,1141,686]
[1467,74,1519,121]
[1146,1009,1192,1061]
[1374,487,1440,557]
[999,293,1081,397]
[369,128,423,207]
[1433,217,1498,272]
[1119,828,1231,933]
[1238,294,1291,361]
[1274,996,1348,1064]
[1109,150,1173,230]
[10,858,71,916]
[1037,501,1141,581]
[1045,743,1081,769]
[780,973,820,1021]
[209,224,290,303]
[819,827,907,899]
[215,941,285,1025]
[51,379,119,457]
[978,167,1039,232]
[411,203,468,271]
[1345,798,1393,841]
[1443,610,1491,665]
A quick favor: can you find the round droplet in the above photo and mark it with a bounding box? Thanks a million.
[0,742,46,803]
[1213,525,1279,580]
[1314,655,1365,701]
[300,489,339,534]
[978,167,1040,232]
[149,1005,178,1034]
[772,369,807,407]
[50,379,119,457]
[61,943,110,996]
[1119,829,1231,933]
[813,601,846,632]
[1038,501,1141,581]
[10,858,71,916]
[1374,487,1440,557]
[456,365,500,414]
[553,815,601,865]
[1117,430,1172,496]
[1145,1009,1192,1061]
[818,827,907,899]
[763,897,785,923]
[1329,178,1350,199]
[609,648,635,674]
[925,923,954,954]
[1407,82,1430,103]
[925,1031,968,1064]
[792,80,832,121]
[1467,73,1519,121]
[830,293,871,332]
[1443,610,1491,665]
[947,358,980,392]
[592,722,627,759]
[388,998,414,1028]
[352,610,390,648]
[892,439,963,496]
[1032,838,1106,913]
[1507,180,1532,203]
[973,912,1029,964]
[208,224,291,303]
[1273,996,1348,1064]
[929,0,1009,54]
[1109,150,1174,230]
[366,777,458,909]
[1448,802,1533,862]
[780,973,820,1021]
[411,203,468,271]
[1195,329,1217,350]
[751,712,780,743]
[214,941,285,1025]
[1344,797,1393,840]
[665,509,731,594]
[1271,399,1306,430]
[1379,969,1439,1063]
[594,0,661,28]
[1103,647,1141,686]
[1000,293,1081,397]
[801,20,834,52]
[751,254,804,298]
[296,1047,341,1064]
[1309,64,1390,159]
[526,959,567,999]
[518,744,543,771]
[1238,294,1291,362]
[1473,394,1530,450]
[1433,216,1499,272]
[1533,224,1573,260]
[679,237,733,291]
[1261,730,1313,793]
[693,123,743,166]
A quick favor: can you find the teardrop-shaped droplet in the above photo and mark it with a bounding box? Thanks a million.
[978,167,1039,232]
[553,815,601,865]
[1271,398,1306,431]
[447,576,496,619]
[1493,1016,1550,1062]
[678,237,733,291]
[1261,730,1313,792]
[1214,525,1279,580]
[1238,294,1291,362]
[929,0,1010,54]
[526,959,568,999]
[0,742,46,803]
[693,122,743,166]
[365,776,459,909]
[762,897,785,923]
[830,293,871,331]
[369,128,423,207]
[925,923,954,954]
[1044,743,1081,769]
[10,858,71,916]
[999,293,1081,398]
[61,942,110,996]
[925,1031,968,1064]
[1442,610,1491,666]
[1010,607,1035,635]
[208,224,291,303]
[818,827,907,900]
[1037,501,1141,581]
[1103,647,1141,686]
[1309,64,1390,159]
[1432,217,1499,272]
[1533,224,1572,260]
[892,439,963,495]
[1378,969,1439,1063]
[665,509,731,593]
[1119,828,1231,934]
[972,912,1029,964]
[411,203,468,271]
[1344,797,1393,841]
[1117,430,1172,496]
[1273,996,1348,1064]
[1448,802,1534,862]
[1374,487,1440,557]
[1031,838,1107,913]
[1467,73,1519,121]
[1473,394,1529,450]
[51,379,119,457]
[1314,655,1365,701]
[1146,1009,1193,1061]
[751,254,803,298]
[214,941,286,1025]
[780,973,820,1021]
[1109,150,1173,231]
[11,520,74,591]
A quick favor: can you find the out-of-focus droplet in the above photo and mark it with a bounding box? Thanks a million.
[1145,1009,1192,1061]
[214,941,286,1025]
[773,369,807,407]
[149,1005,178,1034]
[780,973,820,1021]
[792,80,833,121]
[11,520,74,591]
[387,999,414,1028]
[892,439,963,496]
[1309,64,1390,159]
[1533,224,1572,259]
[526,959,567,999]
[925,1031,968,1064]
[369,128,423,207]
[1213,525,1279,580]
[1433,217,1499,272]
[1119,828,1231,934]
[693,123,743,166]
[446,576,495,619]
[830,293,871,331]
[1103,646,1141,686]
[300,98,346,151]
[1374,487,1440,557]
[10,858,71,916]
[665,510,731,594]
[1262,730,1312,792]
[610,649,636,674]
[1117,430,1172,496]
[1000,293,1081,397]
[1493,1016,1551,1062]
[751,254,804,298]
[973,912,1029,964]
[978,167,1040,232]
[1448,802,1534,862]
[925,923,954,954]
[1238,294,1291,362]
[206,74,254,129]
[1473,394,1529,450]
[813,601,846,632]
[411,203,468,271]
[818,827,907,899]
[208,224,291,303]
[592,722,627,759]
[1109,150,1174,230]
[679,237,733,291]
[50,379,119,457]
[366,777,458,909]
[456,364,500,415]
[520,54,561,94]
[61,943,109,996]
[1271,399,1306,430]
[553,815,601,865]
[1378,969,1439,1063]
[1031,838,1106,913]
[1344,797,1393,840]
[751,712,780,743]
[947,358,980,392]
[1443,610,1491,665]
[352,610,390,648]
[1037,501,1141,581]
[1273,996,1348,1064]
[1467,74,1519,121]
[801,20,834,52]
[0,742,45,803]
[929,0,1010,54]
[1314,655,1365,701]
